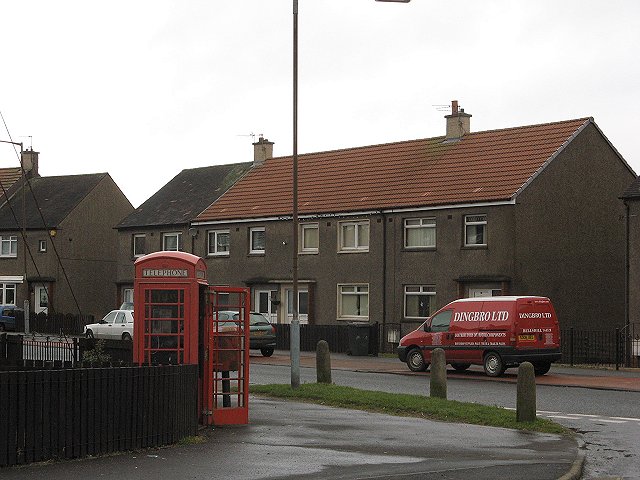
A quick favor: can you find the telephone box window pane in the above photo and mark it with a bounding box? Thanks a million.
[151,289,179,304]
[151,306,178,318]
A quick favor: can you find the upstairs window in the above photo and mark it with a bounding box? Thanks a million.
[162,232,182,251]
[338,220,369,252]
[208,230,230,256]
[133,234,146,257]
[0,236,17,258]
[404,217,436,248]
[464,214,487,246]
[250,227,266,254]
[300,223,319,254]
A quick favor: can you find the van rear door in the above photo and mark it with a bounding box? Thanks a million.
[515,297,560,350]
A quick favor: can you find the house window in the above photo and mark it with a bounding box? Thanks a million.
[0,283,16,305]
[404,218,436,248]
[464,214,487,246]
[300,223,319,253]
[208,230,230,256]
[250,227,265,254]
[404,285,436,319]
[338,284,369,319]
[162,232,182,251]
[338,220,369,252]
[0,236,17,258]
[133,234,146,257]
[38,240,47,253]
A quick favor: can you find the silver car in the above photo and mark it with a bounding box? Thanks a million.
[83,309,134,341]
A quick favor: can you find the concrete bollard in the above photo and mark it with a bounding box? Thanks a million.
[316,340,332,384]
[516,361,537,422]
[430,348,447,399]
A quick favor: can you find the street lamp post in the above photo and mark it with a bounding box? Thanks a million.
[290,0,410,389]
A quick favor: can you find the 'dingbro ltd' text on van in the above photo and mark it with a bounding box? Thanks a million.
[397,296,561,377]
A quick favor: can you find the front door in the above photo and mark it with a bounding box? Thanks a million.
[285,288,308,324]
[469,288,500,298]
[34,285,49,314]
[255,290,278,323]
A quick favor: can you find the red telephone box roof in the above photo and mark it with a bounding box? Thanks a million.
[135,251,207,283]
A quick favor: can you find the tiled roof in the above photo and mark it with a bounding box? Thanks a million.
[117,162,252,228]
[0,167,22,190]
[622,176,640,199]
[195,118,591,222]
[0,173,107,229]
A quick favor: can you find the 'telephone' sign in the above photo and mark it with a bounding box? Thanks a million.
[142,268,188,278]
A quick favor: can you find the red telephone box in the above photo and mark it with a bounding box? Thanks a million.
[133,251,250,425]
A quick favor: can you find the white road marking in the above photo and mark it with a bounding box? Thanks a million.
[505,407,640,425]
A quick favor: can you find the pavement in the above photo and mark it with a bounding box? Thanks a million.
[3,352,638,480]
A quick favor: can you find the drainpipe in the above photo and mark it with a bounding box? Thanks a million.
[381,211,387,354]
[624,200,630,367]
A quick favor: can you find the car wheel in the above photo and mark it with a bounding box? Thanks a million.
[483,352,505,377]
[122,332,132,341]
[406,348,428,372]
[451,363,471,372]
[85,329,94,339]
[533,361,551,375]
[260,347,274,357]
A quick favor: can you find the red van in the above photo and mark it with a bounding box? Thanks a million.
[397,296,561,376]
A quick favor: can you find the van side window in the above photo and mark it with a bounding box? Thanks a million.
[430,310,453,333]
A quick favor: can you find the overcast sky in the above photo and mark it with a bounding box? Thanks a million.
[1,1,639,207]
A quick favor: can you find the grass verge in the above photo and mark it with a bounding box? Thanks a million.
[250,383,571,436]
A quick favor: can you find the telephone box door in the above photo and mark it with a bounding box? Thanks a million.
[201,286,250,425]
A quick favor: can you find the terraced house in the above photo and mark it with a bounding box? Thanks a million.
[191,103,635,335]
[115,162,253,307]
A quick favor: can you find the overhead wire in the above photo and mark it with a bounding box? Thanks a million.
[0,109,83,318]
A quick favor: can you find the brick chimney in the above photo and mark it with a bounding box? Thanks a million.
[252,135,274,166]
[21,148,39,178]
[445,100,472,141]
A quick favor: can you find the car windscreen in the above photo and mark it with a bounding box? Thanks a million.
[232,313,271,325]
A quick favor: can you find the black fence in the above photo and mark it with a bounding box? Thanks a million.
[561,324,640,369]
[0,334,134,369]
[275,323,383,356]
[27,312,95,336]
[0,364,198,467]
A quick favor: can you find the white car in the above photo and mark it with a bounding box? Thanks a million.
[84,309,134,341]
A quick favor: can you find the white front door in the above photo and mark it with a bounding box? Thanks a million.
[34,285,49,314]
[285,288,308,325]
[255,290,278,323]
[468,288,500,298]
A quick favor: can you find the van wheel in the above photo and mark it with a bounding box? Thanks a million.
[483,352,505,377]
[533,361,551,375]
[122,332,132,341]
[452,363,471,372]
[406,348,427,372]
